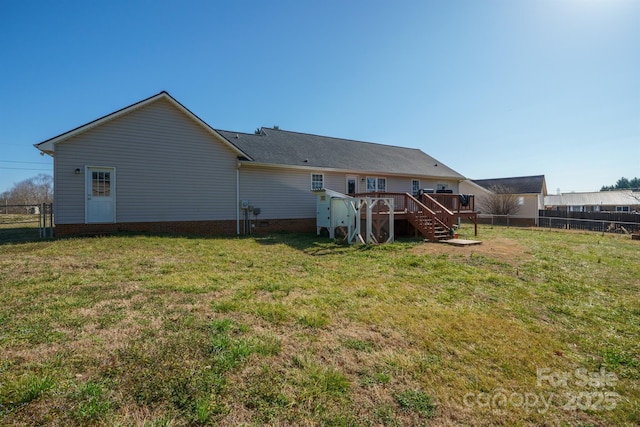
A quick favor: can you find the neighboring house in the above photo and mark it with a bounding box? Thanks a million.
[460,175,547,225]
[35,91,467,237]
[544,191,640,213]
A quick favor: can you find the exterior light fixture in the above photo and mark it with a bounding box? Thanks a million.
[75,168,81,175]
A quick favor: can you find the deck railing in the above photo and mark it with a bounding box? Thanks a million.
[428,193,475,213]
[420,194,454,230]
[404,193,451,237]
[353,192,407,212]
[354,192,453,240]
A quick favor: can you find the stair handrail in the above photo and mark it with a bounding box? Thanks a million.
[421,193,455,217]
[405,193,451,232]
[420,193,455,230]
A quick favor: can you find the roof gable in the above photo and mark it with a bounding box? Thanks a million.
[33,92,465,180]
[473,175,547,195]
[34,92,250,159]
[217,128,465,179]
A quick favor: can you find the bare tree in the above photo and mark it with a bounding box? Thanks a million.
[1,174,53,212]
[478,184,522,215]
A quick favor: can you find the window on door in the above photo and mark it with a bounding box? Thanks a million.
[347,177,356,194]
[411,179,420,196]
[92,171,111,196]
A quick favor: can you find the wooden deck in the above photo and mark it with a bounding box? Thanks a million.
[352,192,478,241]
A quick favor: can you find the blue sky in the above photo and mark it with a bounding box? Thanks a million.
[1,0,638,194]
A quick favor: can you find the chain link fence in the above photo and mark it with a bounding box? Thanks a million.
[0,203,53,242]
[476,213,640,235]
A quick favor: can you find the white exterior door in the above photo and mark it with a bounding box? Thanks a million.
[86,167,115,223]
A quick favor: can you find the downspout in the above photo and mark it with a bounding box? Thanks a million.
[236,161,241,235]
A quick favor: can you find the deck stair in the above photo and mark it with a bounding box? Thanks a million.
[345,191,478,243]
[405,193,453,241]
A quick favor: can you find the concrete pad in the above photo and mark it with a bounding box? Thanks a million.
[441,239,482,246]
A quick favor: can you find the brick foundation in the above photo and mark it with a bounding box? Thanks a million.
[54,218,316,238]
[251,218,316,234]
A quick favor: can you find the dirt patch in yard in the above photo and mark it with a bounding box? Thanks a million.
[410,236,530,266]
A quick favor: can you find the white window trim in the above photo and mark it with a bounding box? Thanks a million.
[366,176,387,192]
[366,176,376,192]
[311,173,324,190]
[377,177,387,192]
[346,175,357,194]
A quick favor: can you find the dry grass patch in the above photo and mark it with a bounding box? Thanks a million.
[411,235,530,266]
[1,228,638,426]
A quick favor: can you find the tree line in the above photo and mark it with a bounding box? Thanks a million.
[601,177,640,191]
[1,174,53,213]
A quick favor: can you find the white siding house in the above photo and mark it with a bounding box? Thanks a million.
[35,92,467,237]
[460,175,547,226]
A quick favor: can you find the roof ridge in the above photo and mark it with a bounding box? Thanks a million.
[264,127,423,151]
[473,174,545,181]
[216,128,262,137]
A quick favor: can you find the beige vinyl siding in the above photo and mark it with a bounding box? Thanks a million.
[238,168,462,220]
[512,194,540,219]
[54,98,238,224]
[239,167,346,219]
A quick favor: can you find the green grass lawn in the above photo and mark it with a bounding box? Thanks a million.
[0,226,638,426]
[0,214,43,242]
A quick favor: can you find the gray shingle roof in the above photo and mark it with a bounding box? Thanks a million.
[217,128,464,179]
[472,175,546,194]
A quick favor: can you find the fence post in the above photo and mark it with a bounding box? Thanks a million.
[43,203,47,238]
[48,203,53,237]
[39,203,44,238]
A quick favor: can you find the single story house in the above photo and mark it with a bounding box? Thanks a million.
[35,91,467,237]
[460,175,547,225]
[544,191,640,213]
